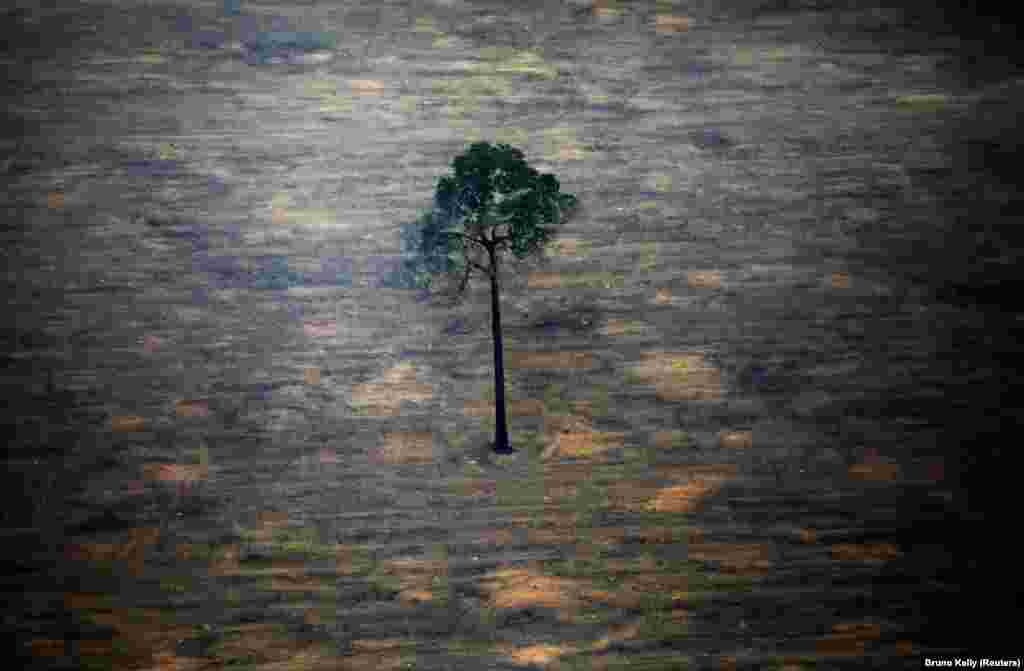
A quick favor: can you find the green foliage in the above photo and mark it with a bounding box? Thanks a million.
[386,142,578,290]
[514,430,546,458]
[271,526,335,560]
[159,575,192,594]
[496,462,544,508]
[224,588,241,607]
[446,431,468,452]
[573,477,610,520]
[543,383,573,415]
[383,210,465,289]
[367,568,402,596]
[448,638,498,657]
[593,653,690,670]
[590,384,610,417]
[639,610,688,643]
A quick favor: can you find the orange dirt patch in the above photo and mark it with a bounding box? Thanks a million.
[543,411,589,437]
[65,527,159,575]
[28,639,65,657]
[584,586,646,610]
[351,79,385,95]
[895,640,915,656]
[456,477,500,500]
[110,415,146,432]
[547,238,584,257]
[688,542,773,575]
[572,400,594,420]
[586,526,627,548]
[508,351,594,370]
[541,410,621,461]
[559,144,586,161]
[830,543,902,562]
[341,642,404,670]
[175,543,198,561]
[142,462,208,484]
[304,367,321,385]
[639,526,678,545]
[798,528,818,544]
[528,526,577,546]
[523,510,588,546]
[527,272,562,289]
[268,560,323,592]
[602,319,629,336]
[540,461,601,487]
[630,352,722,401]
[622,569,689,595]
[351,639,404,653]
[833,622,882,639]
[271,206,290,225]
[655,463,739,483]
[175,399,210,418]
[533,510,580,532]
[817,629,878,655]
[477,528,517,547]
[656,14,692,33]
[653,431,687,450]
[655,288,673,304]
[831,271,852,289]
[687,270,721,289]
[546,430,624,461]
[816,622,882,658]
[592,621,642,651]
[592,0,621,17]
[379,432,434,464]
[718,655,738,671]
[243,511,289,543]
[334,544,365,575]
[63,599,197,670]
[78,639,113,657]
[463,400,493,417]
[480,565,586,621]
[378,558,447,605]
[609,555,670,575]
[606,479,673,513]
[258,510,289,526]
[209,544,241,576]
[643,472,730,513]
[47,191,65,210]
[718,430,753,449]
[848,462,900,481]
[497,642,577,668]
[351,363,433,415]
[63,592,107,611]
[541,480,579,502]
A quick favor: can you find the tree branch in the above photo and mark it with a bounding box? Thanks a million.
[441,229,489,249]
[456,259,472,294]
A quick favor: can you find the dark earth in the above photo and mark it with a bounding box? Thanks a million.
[2,0,1022,669]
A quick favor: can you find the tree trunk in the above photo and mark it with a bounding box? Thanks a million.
[488,247,512,453]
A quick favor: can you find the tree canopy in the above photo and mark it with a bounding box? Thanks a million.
[383,142,578,297]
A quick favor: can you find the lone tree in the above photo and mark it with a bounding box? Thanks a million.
[388,142,578,453]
